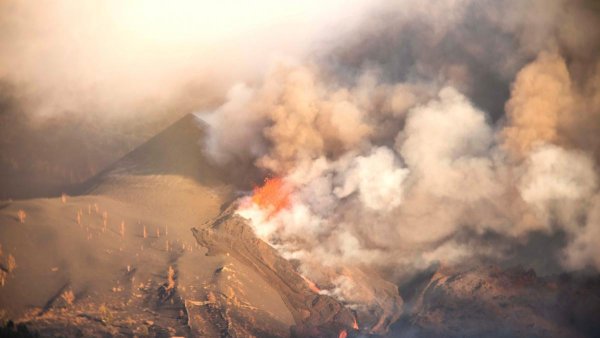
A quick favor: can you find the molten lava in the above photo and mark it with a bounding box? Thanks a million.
[251,177,291,217]
[300,275,322,294]
[338,329,348,338]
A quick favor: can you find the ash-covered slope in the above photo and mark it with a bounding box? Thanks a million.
[0,114,368,337]
[0,114,230,336]
[82,113,226,193]
[191,204,360,337]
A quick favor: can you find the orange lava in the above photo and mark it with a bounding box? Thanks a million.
[338,329,348,338]
[300,275,321,293]
[352,316,359,330]
[252,177,291,216]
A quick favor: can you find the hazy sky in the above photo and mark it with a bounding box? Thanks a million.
[0,0,372,119]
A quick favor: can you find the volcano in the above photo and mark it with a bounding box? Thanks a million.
[0,114,389,337]
[1,114,599,338]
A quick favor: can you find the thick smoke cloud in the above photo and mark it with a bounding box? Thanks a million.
[200,0,600,312]
[0,0,370,198]
[502,53,576,157]
[503,52,600,160]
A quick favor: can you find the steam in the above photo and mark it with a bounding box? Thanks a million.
[200,0,600,314]
[518,145,597,230]
[334,147,409,211]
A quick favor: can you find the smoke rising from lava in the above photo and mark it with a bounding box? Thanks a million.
[201,0,600,311]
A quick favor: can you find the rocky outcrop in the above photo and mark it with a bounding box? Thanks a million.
[393,266,600,338]
[191,205,359,337]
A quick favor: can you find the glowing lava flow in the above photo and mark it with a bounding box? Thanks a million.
[251,177,292,218]
[300,274,322,294]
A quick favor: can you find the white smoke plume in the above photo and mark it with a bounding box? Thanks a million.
[563,195,600,270]
[200,2,600,315]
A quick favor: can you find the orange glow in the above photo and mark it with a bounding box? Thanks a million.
[352,316,359,330]
[251,177,291,216]
[338,329,348,338]
[300,275,321,293]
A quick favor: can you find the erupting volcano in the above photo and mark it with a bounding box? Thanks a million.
[2,0,600,337]
[250,177,292,217]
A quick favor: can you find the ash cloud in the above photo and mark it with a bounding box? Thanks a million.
[201,0,600,311]
[0,0,369,198]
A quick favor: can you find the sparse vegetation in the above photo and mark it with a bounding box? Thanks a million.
[0,251,14,286]
[166,266,175,291]
[17,209,26,223]
[7,254,16,273]
[98,304,113,324]
[61,289,75,305]
[135,324,149,336]
[102,211,108,230]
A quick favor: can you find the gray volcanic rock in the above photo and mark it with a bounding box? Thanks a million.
[192,204,359,337]
[393,266,600,338]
